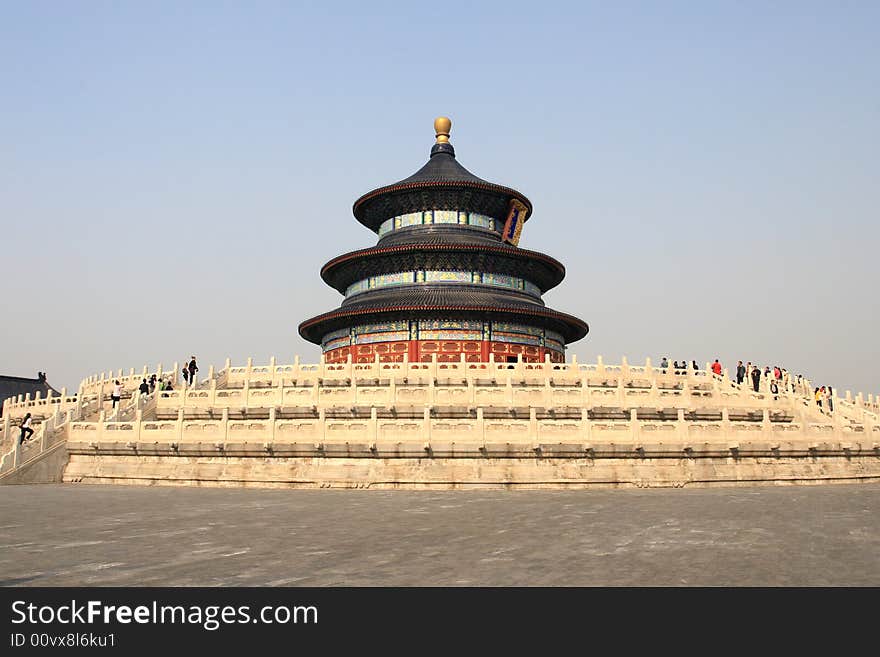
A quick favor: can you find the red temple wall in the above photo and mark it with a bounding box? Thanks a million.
[323,340,565,364]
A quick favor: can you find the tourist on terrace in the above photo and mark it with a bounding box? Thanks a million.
[19,413,34,444]
[149,373,157,393]
[770,379,779,400]
[660,357,668,373]
[181,365,189,386]
[711,359,722,377]
[692,360,699,372]
[815,387,823,411]
[736,361,746,385]
[750,367,762,392]
[188,356,199,387]
[138,378,150,400]
[111,380,122,408]
[826,386,834,412]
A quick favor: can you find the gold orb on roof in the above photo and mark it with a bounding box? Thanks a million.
[434,116,452,143]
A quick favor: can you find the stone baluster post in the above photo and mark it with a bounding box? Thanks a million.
[831,413,843,441]
[423,406,431,444]
[581,407,591,445]
[721,407,731,437]
[12,428,21,468]
[75,383,84,419]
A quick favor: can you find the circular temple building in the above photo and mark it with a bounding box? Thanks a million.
[298,118,588,364]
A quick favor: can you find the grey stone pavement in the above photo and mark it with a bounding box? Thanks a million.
[1,483,878,586]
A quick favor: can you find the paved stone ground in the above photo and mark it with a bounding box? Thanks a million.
[1,483,878,586]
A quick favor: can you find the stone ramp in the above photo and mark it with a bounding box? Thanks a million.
[0,441,68,485]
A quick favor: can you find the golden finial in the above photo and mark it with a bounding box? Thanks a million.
[434,116,452,143]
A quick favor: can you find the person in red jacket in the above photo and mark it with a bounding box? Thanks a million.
[711,359,722,376]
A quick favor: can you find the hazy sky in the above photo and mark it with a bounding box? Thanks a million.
[1,1,877,396]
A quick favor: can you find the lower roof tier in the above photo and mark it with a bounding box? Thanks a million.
[298,291,588,346]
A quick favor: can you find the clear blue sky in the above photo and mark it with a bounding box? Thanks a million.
[1,1,877,396]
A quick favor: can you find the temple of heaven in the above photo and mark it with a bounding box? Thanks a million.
[298,117,588,364]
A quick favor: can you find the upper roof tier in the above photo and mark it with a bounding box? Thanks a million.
[352,117,532,233]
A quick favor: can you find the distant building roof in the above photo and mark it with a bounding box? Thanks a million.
[0,375,60,416]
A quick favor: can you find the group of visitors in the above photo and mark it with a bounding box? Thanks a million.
[108,357,198,411]
[658,356,834,410]
[814,385,834,413]
[732,361,794,394]
[138,373,174,398]
[732,360,834,409]
[181,356,199,388]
